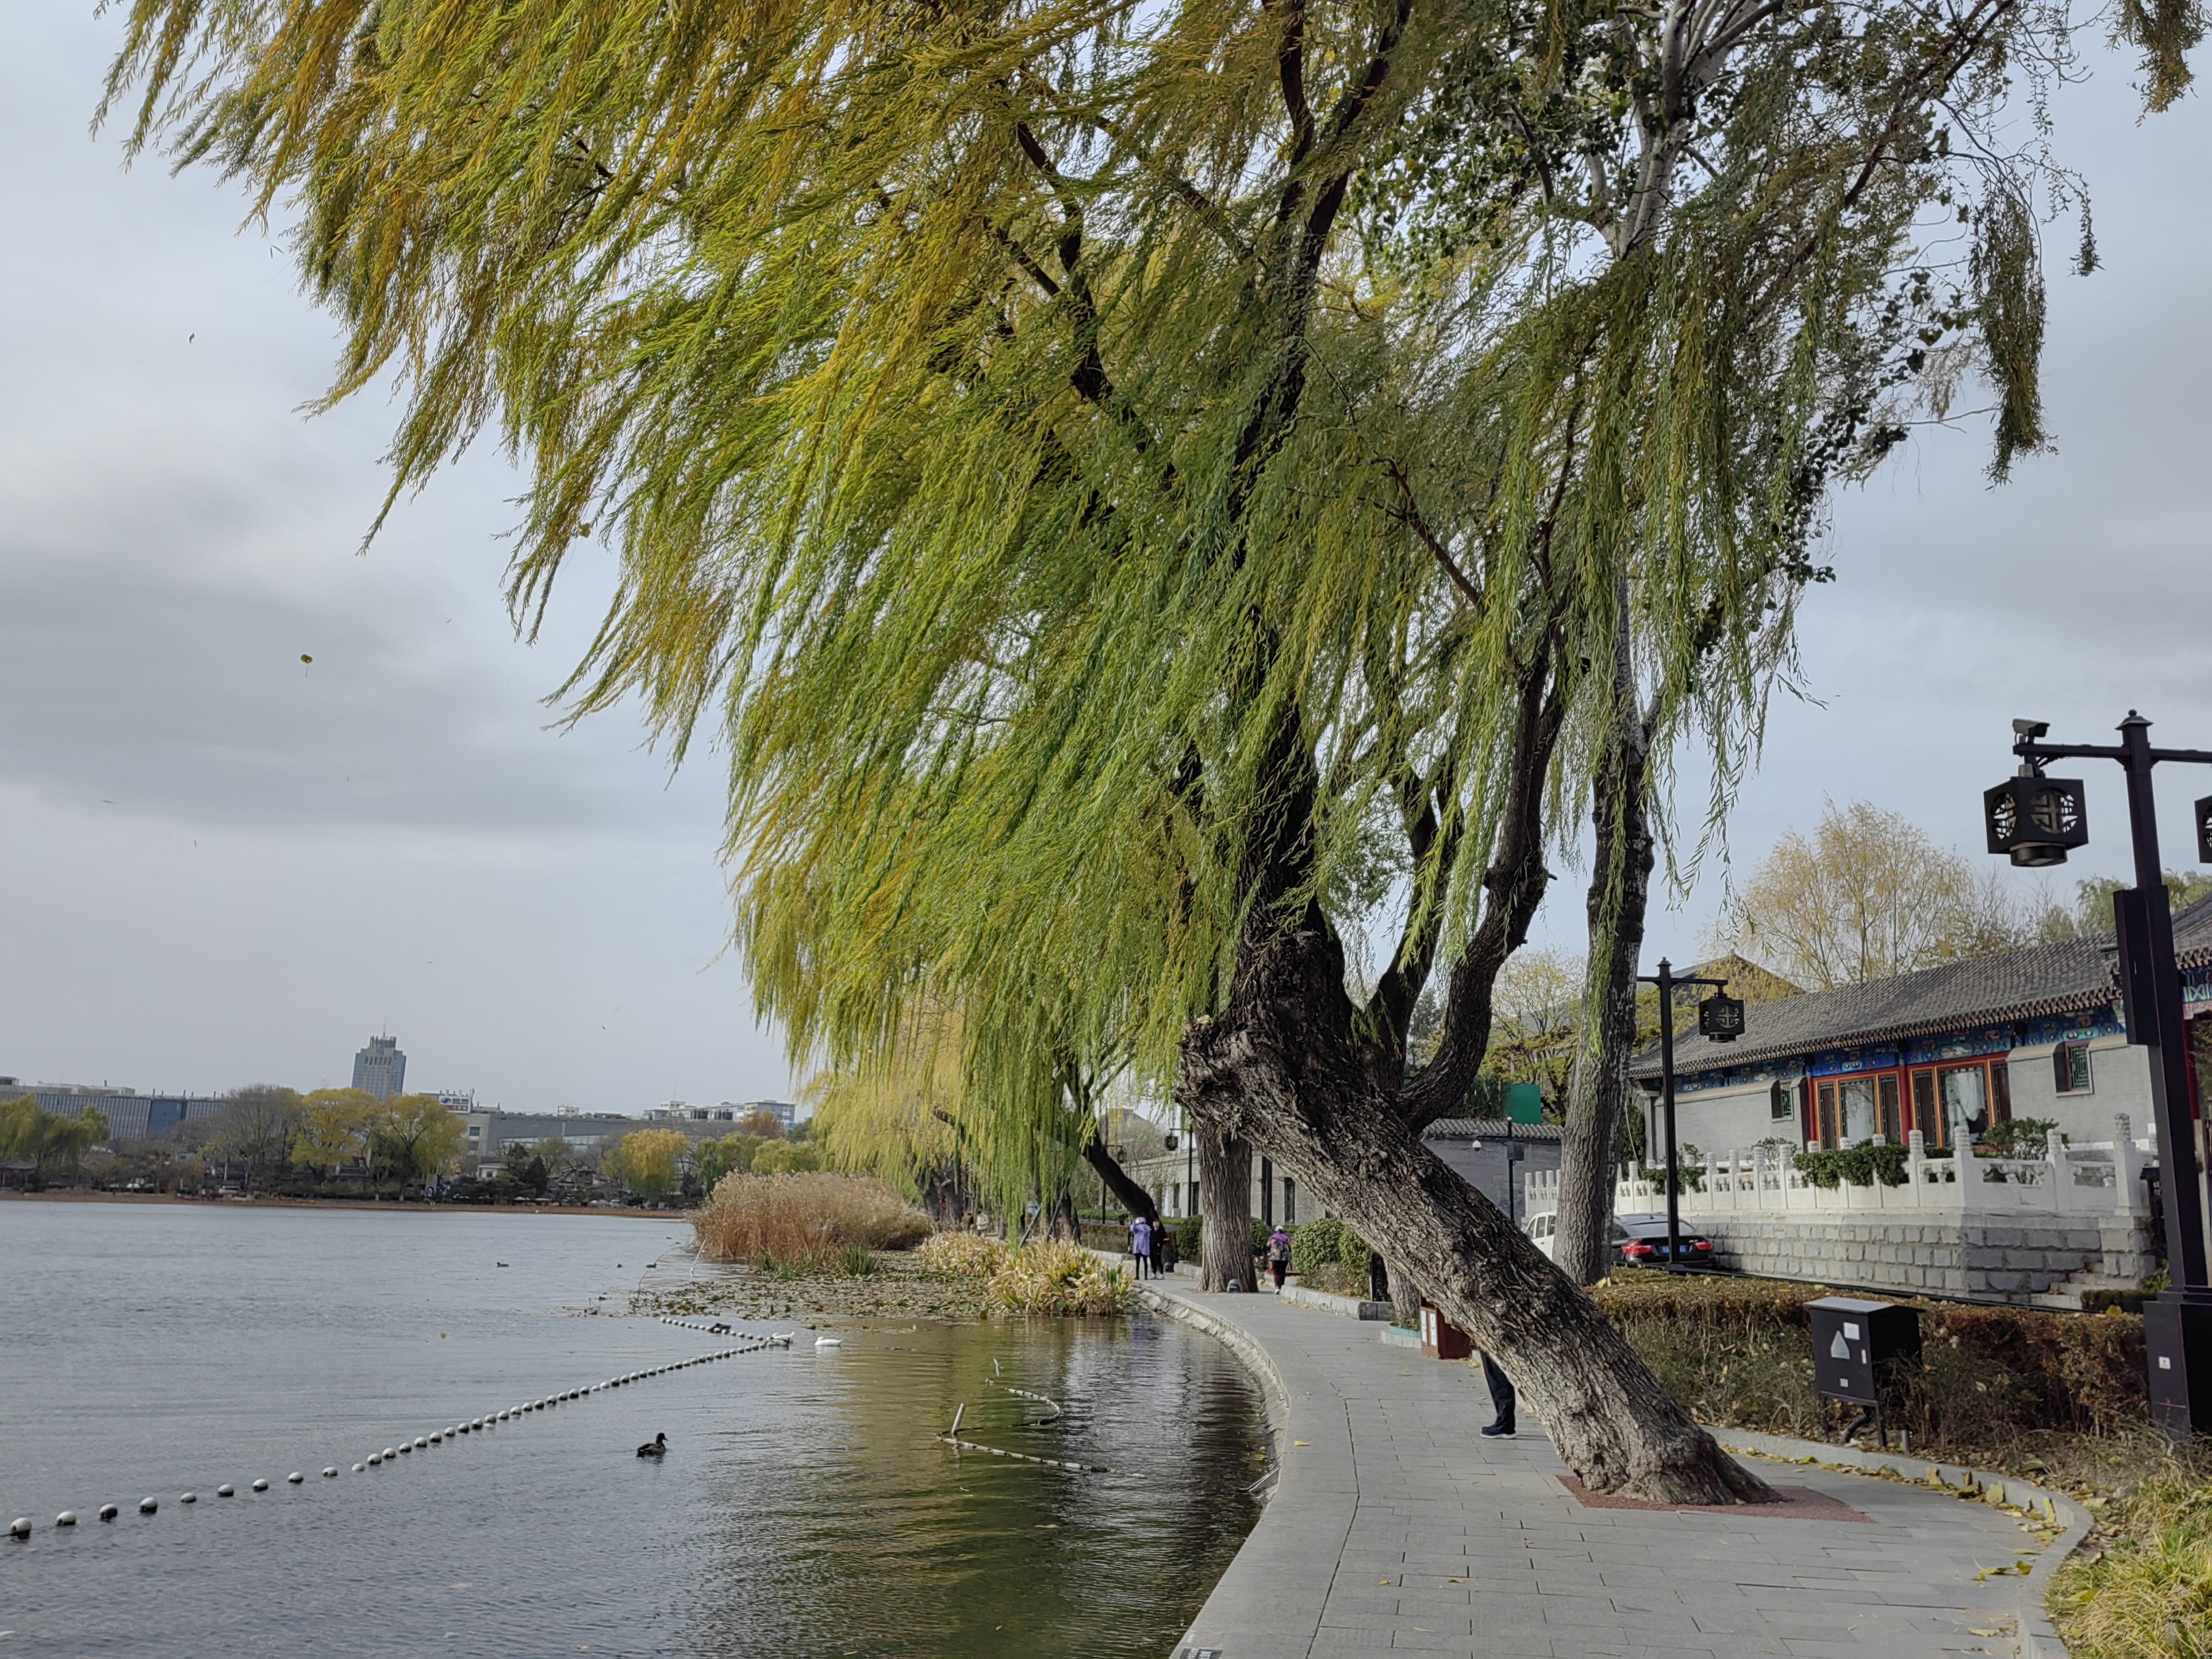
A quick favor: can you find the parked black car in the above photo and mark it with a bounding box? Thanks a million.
[1610,1214,1719,1269]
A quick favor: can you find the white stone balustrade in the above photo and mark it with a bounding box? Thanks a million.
[1521,1114,2154,1220]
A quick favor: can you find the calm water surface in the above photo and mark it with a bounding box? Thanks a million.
[0,1201,1265,1655]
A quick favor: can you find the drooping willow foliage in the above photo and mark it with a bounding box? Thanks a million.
[104,0,2200,1136]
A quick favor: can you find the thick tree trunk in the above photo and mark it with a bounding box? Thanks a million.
[1179,921,1772,1505]
[1557,620,1658,1288]
[1197,1127,1255,1291]
[1081,1135,1158,1223]
[1386,1258,1422,1328]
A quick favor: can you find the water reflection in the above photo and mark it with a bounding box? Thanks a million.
[0,1203,1263,1656]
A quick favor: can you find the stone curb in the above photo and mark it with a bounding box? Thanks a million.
[1704,1427,2090,1659]
[1276,1283,1391,1320]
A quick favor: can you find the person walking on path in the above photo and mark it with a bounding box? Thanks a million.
[1477,1348,1516,1438]
[1265,1226,1292,1291]
[1129,1214,1154,1280]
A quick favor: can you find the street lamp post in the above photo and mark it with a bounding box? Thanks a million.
[1637,960,1745,1271]
[1985,712,2212,1438]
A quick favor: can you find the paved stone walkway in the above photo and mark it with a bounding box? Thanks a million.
[1149,1282,2062,1659]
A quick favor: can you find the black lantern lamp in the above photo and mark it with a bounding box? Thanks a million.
[1984,724,2089,868]
[2195,795,2212,867]
[1698,992,1746,1042]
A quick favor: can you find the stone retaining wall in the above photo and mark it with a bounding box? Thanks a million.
[1700,1213,2156,1304]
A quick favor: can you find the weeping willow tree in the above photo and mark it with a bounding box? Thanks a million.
[806,1001,1150,1225]
[104,0,2197,1502]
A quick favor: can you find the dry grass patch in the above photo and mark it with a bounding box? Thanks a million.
[915,1231,1010,1277]
[2052,1452,2212,1659]
[987,1238,1134,1316]
[691,1172,930,1269]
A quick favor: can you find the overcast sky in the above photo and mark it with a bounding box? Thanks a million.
[3,13,2206,1110]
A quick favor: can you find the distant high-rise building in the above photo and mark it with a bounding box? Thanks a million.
[352,1035,407,1100]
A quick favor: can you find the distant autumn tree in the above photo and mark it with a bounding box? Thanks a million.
[292,1088,378,1179]
[605,1127,693,1202]
[206,1085,305,1192]
[1710,800,2067,989]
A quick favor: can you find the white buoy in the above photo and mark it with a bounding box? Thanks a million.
[398,1443,412,1454]
[384,1447,397,1460]
[140,1497,159,1513]
[181,1492,197,1504]
[415,1437,427,1447]
[217,1485,234,1498]
[98,1504,119,1521]
[9,1518,30,1538]
[251,1480,268,1493]
[56,1511,77,1527]
[287,1473,304,1485]
[353,1464,365,1473]
[368,1454,382,1466]
[429,1433,442,1444]
[323,1468,338,1479]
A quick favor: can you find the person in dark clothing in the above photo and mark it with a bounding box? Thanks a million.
[1158,1225,1180,1273]
[1265,1226,1292,1291]
[1478,1350,1517,1438]
[1367,1250,1390,1304]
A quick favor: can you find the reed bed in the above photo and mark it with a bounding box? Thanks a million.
[690,1172,930,1269]
[986,1238,1134,1316]
[915,1231,1010,1277]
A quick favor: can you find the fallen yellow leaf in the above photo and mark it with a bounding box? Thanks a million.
[1292,1440,1309,1446]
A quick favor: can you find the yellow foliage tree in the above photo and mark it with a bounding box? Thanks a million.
[605,1128,692,1202]
[1711,800,2061,990]
[372,1095,469,1188]
[293,1088,379,1178]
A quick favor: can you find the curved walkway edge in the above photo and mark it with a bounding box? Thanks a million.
[1132,1277,2083,1659]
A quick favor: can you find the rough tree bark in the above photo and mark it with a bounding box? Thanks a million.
[1197,1126,1255,1291]
[1179,919,1770,1503]
[1082,1134,1159,1223]
[1556,606,1660,1287]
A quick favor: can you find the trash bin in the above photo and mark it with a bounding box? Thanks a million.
[1419,1300,1472,1361]
[1807,1296,1920,1442]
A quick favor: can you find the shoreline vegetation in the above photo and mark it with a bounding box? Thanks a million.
[651,1174,1137,1322]
[0,1189,650,1218]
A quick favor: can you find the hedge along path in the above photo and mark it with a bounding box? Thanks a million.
[3,1336,787,1545]
[1590,1272,2149,1437]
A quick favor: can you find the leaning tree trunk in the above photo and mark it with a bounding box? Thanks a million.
[1197,1127,1255,1291]
[1180,922,1772,1505]
[1557,621,1658,1288]
[1081,1135,1159,1223]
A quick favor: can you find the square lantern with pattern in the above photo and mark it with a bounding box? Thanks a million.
[2196,795,2212,867]
[1983,774,2089,868]
[1698,993,1746,1042]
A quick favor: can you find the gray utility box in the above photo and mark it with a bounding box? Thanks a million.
[1807,1296,1921,1407]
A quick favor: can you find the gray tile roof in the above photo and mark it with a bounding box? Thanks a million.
[1628,936,2121,1080]
[1422,1117,1563,1142]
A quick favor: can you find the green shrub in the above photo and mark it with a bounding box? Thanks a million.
[1590,1273,2148,1442]
[1291,1217,1346,1279]
[1171,1215,1203,1258]
[1793,1142,1910,1189]
[1979,1116,2061,1159]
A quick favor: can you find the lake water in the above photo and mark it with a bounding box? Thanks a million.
[0,1201,1265,1655]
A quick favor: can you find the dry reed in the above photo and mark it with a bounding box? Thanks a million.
[915,1231,1010,1277]
[690,1172,930,1268]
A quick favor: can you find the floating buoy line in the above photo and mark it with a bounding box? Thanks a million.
[6,1330,800,1545]
[936,1393,1110,1474]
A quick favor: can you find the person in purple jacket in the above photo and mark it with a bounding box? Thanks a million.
[1129,1214,1154,1279]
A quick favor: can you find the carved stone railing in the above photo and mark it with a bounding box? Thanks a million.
[1520,1115,2154,1220]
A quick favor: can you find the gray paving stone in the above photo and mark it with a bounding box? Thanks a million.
[1152,1284,2044,1659]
